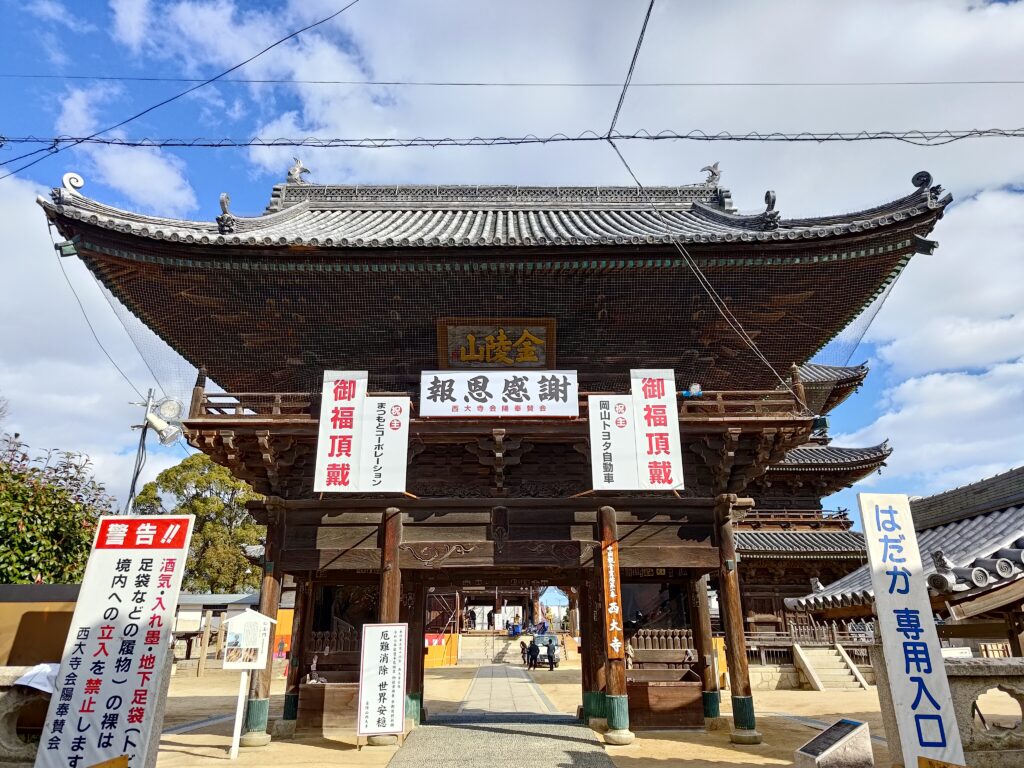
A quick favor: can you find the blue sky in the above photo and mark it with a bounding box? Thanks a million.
[1,0,1023,513]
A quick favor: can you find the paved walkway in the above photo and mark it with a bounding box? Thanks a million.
[388,665,614,767]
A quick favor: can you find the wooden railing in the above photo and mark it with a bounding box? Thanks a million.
[189,388,804,422]
[743,508,851,525]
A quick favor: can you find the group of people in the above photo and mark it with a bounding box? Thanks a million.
[520,638,556,670]
[462,608,498,631]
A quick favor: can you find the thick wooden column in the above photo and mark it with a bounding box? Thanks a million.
[598,506,634,745]
[369,507,403,746]
[578,576,597,720]
[714,494,761,744]
[1007,611,1024,657]
[241,507,285,747]
[283,578,311,723]
[403,580,427,726]
[689,574,721,720]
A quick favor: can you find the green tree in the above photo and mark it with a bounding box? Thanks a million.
[0,434,114,583]
[135,453,264,593]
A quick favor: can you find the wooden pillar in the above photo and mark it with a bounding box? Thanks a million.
[689,574,721,720]
[578,575,597,720]
[368,507,403,746]
[1007,611,1024,657]
[790,362,808,412]
[403,580,426,725]
[241,507,285,747]
[714,494,761,744]
[215,610,227,659]
[598,505,633,744]
[283,578,311,722]
[196,609,213,677]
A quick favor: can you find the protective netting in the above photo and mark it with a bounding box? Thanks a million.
[88,238,912,413]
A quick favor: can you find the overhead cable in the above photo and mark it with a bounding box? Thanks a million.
[0,0,366,180]
[4,127,1024,152]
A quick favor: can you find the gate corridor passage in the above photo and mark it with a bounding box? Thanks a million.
[390,665,615,768]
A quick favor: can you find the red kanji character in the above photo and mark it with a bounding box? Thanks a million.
[161,559,176,573]
[643,404,668,427]
[83,678,102,695]
[648,461,674,486]
[93,643,109,658]
[131,689,148,706]
[645,433,671,456]
[144,630,161,646]
[98,625,115,640]
[330,407,355,430]
[127,707,145,724]
[333,379,358,401]
[138,654,156,671]
[328,434,353,457]
[157,574,171,588]
[79,697,96,713]
[325,463,351,487]
[640,377,665,399]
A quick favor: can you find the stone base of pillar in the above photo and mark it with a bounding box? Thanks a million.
[704,716,729,731]
[604,729,636,746]
[702,690,721,718]
[366,734,399,746]
[240,698,271,747]
[272,718,296,739]
[729,729,763,745]
[405,692,422,726]
[587,717,608,731]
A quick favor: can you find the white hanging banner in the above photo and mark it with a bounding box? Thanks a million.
[359,397,411,493]
[35,515,194,768]
[859,493,965,767]
[588,395,639,490]
[419,370,578,417]
[357,623,408,736]
[629,369,684,490]
[313,371,368,492]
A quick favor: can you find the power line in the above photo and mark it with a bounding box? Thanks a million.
[7,73,1024,88]
[4,127,1024,151]
[608,0,655,136]
[0,0,366,180]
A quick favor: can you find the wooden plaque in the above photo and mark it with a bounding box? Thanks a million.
[436,317,556,368]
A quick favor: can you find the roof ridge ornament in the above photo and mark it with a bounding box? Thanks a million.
[287,157,310,185]
[51,172,85,205]
[764,190,780,229]
[912,169,944,203]
[700,162,721,186]
[216,192,236,234]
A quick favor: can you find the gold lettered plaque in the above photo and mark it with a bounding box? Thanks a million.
[437,317,556,369]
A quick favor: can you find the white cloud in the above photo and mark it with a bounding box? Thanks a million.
[27,0,96,32]
[109,0,151,53]
[835,359,1024,495]
[55,86,198,216]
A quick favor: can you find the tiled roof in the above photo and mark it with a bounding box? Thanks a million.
[772,443,891,470]
[912,465,1024,530]
[797,362,869,384]
[788,503,1024,611]
[736,530,866,559]
[39,175,951,249]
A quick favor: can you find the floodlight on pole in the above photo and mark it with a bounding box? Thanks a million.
[123,390,186,513]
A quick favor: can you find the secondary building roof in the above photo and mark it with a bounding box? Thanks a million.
[735,530,866,560]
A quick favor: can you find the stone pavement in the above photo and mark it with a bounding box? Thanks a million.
[389,664,614,767]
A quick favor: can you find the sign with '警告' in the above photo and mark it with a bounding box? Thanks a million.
[36,516,194,768]
[357,623,408,736]
[313,372,410,493]
[860,493,965,767]
[419,370,578,417]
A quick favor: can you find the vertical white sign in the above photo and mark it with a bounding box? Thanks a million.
[860,493,965,767]
[359,397,411,493]
[314,371,368,493]
[36,515,194,768]
[588,395,639,490]
[222,610,274,671]
[357,623,408,736]
[630,369,684,490]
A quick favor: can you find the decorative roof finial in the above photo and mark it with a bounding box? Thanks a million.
[932,550,955,573]
[216,192,236,234]
[287,157,310,185]
[764,190,780,229]
[810,577,825,594]
[51,172,85,204]
[700,162,721,186]
[912,171,933,190]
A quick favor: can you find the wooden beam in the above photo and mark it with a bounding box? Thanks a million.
[948,577,1024,620]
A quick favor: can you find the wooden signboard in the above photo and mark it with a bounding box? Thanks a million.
[918,758,966,768]
[437,317,555,368]
[601,541,625,660]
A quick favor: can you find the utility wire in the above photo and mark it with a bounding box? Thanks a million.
[4,127,1024,151]
[0,0,365,180]
[603,0,801,403]
[7,73,1024,88]
[608,0,655,136]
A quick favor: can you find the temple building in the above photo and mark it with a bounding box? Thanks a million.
[38,166,950,746]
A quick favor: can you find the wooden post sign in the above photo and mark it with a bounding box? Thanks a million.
[36,516,194,768]
[356,623,408,737]
[860,493,965,767]
[601,542,625,660]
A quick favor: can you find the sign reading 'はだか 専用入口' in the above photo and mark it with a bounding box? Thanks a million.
[860,493,965,767]
[36,516,193,768]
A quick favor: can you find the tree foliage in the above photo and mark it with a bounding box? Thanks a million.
[135,454,264,593]
[0,434,115,583]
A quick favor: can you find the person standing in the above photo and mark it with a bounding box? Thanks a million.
[469,609,477,630]
[527,639,540,670]
[520,640,528,665]
[546,639,555,671]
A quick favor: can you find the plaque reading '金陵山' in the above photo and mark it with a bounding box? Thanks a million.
[437,317,555,368]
